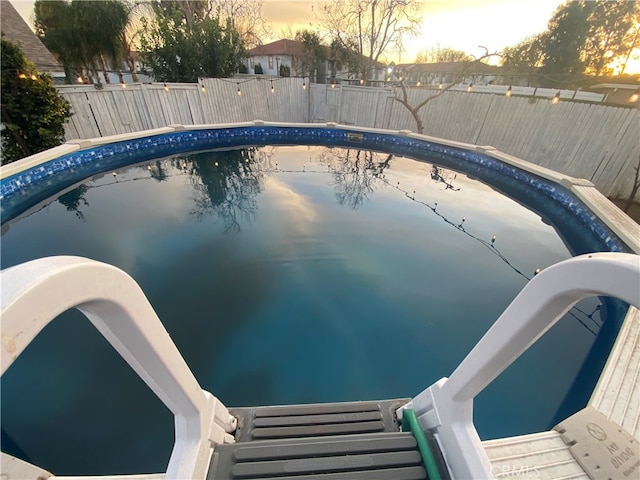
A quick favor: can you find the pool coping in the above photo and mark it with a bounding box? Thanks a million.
[1,121,638,480]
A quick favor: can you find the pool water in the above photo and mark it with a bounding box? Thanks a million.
[1,145,612,475]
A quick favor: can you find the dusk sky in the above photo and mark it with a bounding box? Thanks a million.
[9,0,564,63]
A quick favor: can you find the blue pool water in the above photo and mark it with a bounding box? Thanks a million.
[0,129,629,475]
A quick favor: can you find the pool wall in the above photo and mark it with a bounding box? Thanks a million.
[2,121,638,255]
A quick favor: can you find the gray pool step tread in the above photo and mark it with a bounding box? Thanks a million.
[208,399,429,479]
[210,432,426,479]
[232,431,419,461]
[230,399,407,442]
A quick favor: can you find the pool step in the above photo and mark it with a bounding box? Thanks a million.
[207,399,440,479]
[209,432,427,479]
[231,399,408,442]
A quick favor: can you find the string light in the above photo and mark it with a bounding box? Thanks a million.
[630,88,639,103]
[467,83,473,93]
[201,83,206,93]
[77,76,84,83]
[438,83,443,90]
[18,73,27,79]
[302,78,306,90]
[237,82,241,96]
[551,91,560,104]
[122,83,127,89]
[416,81,421,87]
[270,80,275,93]
[30,74,37,80]
[163,83,169,92]
[331,79,336,88]
[360,79,364,85]
[505,86,512,97]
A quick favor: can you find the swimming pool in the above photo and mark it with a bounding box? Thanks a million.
[0,123,631,475]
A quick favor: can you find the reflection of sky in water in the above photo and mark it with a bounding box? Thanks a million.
[1,146,605,475]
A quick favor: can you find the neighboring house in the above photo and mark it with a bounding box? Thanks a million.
[245,39,306,77]
[245,39,386,85]
[0,0,66,82]
[587,83,640,106]
[396,61,502,86]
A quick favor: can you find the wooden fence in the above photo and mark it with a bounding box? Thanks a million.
[310,85,639,200]
[59,77,308,139]
[58,79,639,200]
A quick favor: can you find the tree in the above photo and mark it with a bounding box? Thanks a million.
[415,44,471,64]
[392,49,498,134]
[1,39,72,165]
[536,1,640,86]
[294,29,327,80]
[35,0,133,84]
[581,1,640,75]
[213,0,270,49]
[139,3,245,82]
[34,0,79,82]
[501,34,546,86]
[539,1,591,86]
[318,0,421,82]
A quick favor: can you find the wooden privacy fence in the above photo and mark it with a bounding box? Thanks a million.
[311,85,639,200]
[59,79,638,200]
[59,77,308,139]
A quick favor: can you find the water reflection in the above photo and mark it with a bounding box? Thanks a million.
[58,185,89,221]
[182,149,265,232]
[52,147,605,338]
[320,149,391,209]
[430,165,460,191]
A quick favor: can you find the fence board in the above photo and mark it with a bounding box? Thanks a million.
[57,81,639,200]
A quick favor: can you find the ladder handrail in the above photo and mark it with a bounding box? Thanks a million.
[400,252,640,479]
[0,256,237,479]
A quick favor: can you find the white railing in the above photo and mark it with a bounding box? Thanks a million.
[0,256,237,479]
[398,252,640,479]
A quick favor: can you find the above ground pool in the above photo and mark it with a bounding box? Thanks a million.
[0,125,630,475]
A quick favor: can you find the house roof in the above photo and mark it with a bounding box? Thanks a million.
[248,39,305,57]
[1,0,63,72]
[397,61,501,75]
[248,39,388,70]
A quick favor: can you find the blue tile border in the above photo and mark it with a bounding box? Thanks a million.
[0,126,629,255]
